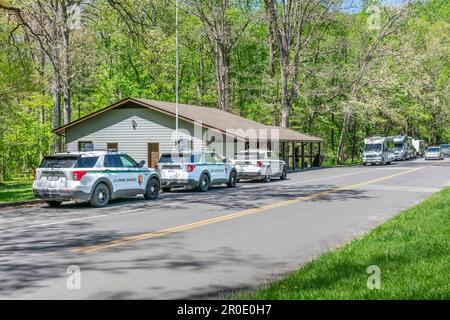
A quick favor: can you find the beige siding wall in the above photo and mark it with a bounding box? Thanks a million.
[65,107,281,163]
[65,108,204,164]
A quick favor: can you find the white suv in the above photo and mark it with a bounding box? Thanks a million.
[158,151,237,192]
[234,149,287,182]
[33,151,160,207]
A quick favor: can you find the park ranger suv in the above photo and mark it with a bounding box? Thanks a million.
[158,151,237,192]
[233,149,287,182]
[33,151,160,207]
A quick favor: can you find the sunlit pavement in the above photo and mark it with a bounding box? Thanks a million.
[0,158,449,299]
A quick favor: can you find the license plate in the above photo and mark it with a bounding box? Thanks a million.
[48,176,59,181]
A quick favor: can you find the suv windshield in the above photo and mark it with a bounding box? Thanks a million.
[427,147,440,152]
[40,156,99,168]
[364,144,381,152]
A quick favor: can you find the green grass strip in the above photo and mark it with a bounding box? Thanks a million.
[240,187,450,299]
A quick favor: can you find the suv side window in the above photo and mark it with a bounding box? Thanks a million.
[77,157,99,168]
[213,153,224,164]
[120,155,137,168]
[104,155,123,168]
[204,152,215,164]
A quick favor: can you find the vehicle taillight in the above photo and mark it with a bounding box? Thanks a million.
[73,170,87,181]
[187,164,196,173]
[257,160,263,167]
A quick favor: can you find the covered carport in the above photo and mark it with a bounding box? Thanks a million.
[275,127,324,171]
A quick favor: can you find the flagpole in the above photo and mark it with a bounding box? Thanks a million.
[175,0,179,150]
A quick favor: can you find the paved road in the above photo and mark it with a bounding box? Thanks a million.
[1,158,449,299]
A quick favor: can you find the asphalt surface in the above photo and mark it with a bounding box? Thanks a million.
[1,158,449,299]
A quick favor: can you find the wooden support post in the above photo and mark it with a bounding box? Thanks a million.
[318,142,321,167]
[292,141,296,171]
[310,142,313,168]
[301,142,305,170]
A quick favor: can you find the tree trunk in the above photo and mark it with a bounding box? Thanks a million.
[337,110,351,164]
[214,42,230,112]
[331,112,335,151]
[197,42,205,105]
[52,72,61,153]
[266,4,275,79]
[62,23,71,125]
[280,57,290,127]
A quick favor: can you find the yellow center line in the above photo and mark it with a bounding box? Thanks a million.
[73,166,423,254]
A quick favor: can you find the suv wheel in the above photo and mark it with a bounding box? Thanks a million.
[46,201,62,207]
[280,167,287,180]
[90,183,110,207]
[197,174,210,192]
[262,174,271,183]
[227,171,237,188]
[144,177,160,200]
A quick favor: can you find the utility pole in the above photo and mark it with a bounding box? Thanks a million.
[175,0,179,150]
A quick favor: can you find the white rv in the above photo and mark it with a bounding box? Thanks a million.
[363,136,394,166]
[412,139,425,157]
[392,136,415,160]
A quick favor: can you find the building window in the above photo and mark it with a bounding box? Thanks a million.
[78,141,93,152]
[107,143,118,152]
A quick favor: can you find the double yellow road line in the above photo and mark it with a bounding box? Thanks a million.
[73,166,423,254]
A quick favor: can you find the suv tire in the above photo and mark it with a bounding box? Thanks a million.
[144,177,160,200]
[280,167,287,180]
[227,171,237,188]
[197,174,210,192]
[90,183,110,207]
[46,201,62,207]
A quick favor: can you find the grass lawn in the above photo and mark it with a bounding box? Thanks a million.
[241,187,450,299]
[0,180,35,203]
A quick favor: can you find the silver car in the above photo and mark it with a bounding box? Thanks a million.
[233,149,287,182]
[424,147,444,160]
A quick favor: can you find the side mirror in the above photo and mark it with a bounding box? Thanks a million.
[223,158,227,164]
[138,160,145,167]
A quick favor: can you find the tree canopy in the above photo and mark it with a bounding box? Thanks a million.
[0,0,448,179]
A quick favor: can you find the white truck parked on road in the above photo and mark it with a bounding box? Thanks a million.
[363,136,394,166]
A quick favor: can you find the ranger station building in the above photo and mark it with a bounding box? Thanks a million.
[53,98,323,170]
